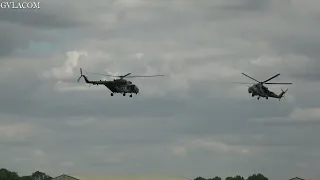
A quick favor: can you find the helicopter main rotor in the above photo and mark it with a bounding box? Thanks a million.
[232,73,292,85]
[84,70,164,80]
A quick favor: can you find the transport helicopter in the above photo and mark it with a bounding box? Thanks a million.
[77,68,164,97]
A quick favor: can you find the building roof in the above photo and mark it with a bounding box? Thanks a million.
[52,174,81,180]
[289,177,305,180]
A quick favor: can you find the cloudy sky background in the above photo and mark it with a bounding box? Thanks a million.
[1,0,320,179]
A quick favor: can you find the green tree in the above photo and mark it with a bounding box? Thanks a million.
[194,177,207,180]
[247,174,268,180]
[0,168,20,180]
[224,175,245,180]
[208,176,222,180]
[225,177,234,180]
[20,176,32,180]
[234,175,245,180]
[30,171,52,180]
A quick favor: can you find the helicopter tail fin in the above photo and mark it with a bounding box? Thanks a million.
[77,68,89,83]
[278,88,288,101]
[77,68,83,82]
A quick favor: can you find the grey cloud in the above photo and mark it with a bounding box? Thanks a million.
[220,0,270,12]
[0,0,92,58]
[0,88,183,119]
[288,56,320,82]
[258,120,320,127]
[0,23,54,58]
[222,125,320,147]
[0,139,35,147]
[0,30,15,57]
[90,161,123,167]
[270,33,320,60]
[0,24,30,57]
[0,9,85,29]
[2,0,320,179]
[289,90,320,108]
[291,72,320,82]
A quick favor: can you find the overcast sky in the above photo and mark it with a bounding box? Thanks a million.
[1,0,320,179]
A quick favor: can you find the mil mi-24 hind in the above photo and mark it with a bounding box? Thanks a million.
[77,68,164,97]
[233,73,292,100]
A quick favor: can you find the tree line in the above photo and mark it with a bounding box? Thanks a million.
[1,168,268,180]
[194,174,268,180]
[0,169,52,180]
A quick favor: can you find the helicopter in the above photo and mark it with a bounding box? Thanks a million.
[233,73,292,100]
[77,68,164,97]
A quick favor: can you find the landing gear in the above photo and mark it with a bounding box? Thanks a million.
[266,97,268,99]
[110,92,133,97]
[257,96,260,100]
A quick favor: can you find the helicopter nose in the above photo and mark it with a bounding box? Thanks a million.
[134,85,139,94]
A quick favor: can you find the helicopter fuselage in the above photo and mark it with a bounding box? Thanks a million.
[248,83,284,100]
[77,67,164,97]
[80,75,139,97]
[234,73,291,100]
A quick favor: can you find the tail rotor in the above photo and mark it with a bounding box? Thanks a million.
[279,88,288,101]
[77,68,83,82]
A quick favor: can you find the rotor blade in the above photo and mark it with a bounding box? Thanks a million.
[83,70,162,79]
[264,82,292,85]
[77,76,82,82]
[241,73,260,83]
[125,75,165,78]
[262,73,280,83]
[80,68,83,75]
[121,73,132,78]
[85,72,119,77]
[231,82,254,84]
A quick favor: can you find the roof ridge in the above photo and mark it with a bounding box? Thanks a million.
[288,177,305,180]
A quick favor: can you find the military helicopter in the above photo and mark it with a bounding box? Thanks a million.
[233,73,292,100]
[77,68,164,97]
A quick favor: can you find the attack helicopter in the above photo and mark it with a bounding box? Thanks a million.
[233,73,292,100]
[77,68,164,97]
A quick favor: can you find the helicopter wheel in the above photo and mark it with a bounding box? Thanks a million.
[266,97,268,99]
[257,97,260,100]
[111,93,113,96]
[130,94,132,98]
[123,93,126,96]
